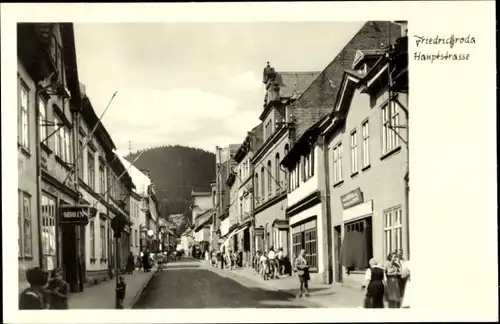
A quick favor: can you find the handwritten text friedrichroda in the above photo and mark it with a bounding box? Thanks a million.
[413,34,475,63]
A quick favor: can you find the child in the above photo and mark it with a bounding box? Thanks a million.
[115,276,126,309]
[47,268,70,309]
[19,267,49,310]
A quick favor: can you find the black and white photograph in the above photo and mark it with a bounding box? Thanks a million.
[2,2,497,323]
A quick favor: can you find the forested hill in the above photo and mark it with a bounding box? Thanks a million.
[125,145,216,235]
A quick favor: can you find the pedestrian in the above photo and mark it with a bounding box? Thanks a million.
[115,275,126,309]
[136,255,142,271]
[401,259,412,308]
[157,253,164,271]
[277,247,285,275]
[384,251,402,308]
[397,249,410,299]
[142,249,150,272]
[294,249,310,298]
[126,251,135,274]
[268,246,279,279]
[259,251,269,280]
[46,268,70,309]
[362,258,386,308]
[254,251,261,275]
[19,267,49,310]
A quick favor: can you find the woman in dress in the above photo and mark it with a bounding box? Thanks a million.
[362,258,386,308]
[385,251,402,308]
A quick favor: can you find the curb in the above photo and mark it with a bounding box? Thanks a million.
[128,271,158,309]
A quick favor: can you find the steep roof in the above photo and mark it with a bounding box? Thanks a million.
[275,71,321,100]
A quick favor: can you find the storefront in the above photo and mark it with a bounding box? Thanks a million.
[41,173,88,293]
[338,188,375,287]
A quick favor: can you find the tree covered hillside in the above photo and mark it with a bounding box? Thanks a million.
[126,145,215,235]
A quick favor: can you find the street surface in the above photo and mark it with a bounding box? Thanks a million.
[133,259,319,308]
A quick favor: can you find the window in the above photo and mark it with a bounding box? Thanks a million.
[350,130,358,174]
[291,218,318,271]
[384,206,403,257]
[260,167,265,199]
[78,132,85,179]
[382,103,400,154]
[333,142,343,183]
[254,174,259,201]
[18,192,22,257]
[289,160,300,192]
[267,161,272,194]
[89,220,96,260]
[344,217,373,271]
[284,144,289,191]
[41,194,56,270]
[303,147,315,181]
[99,161,105,194]
[18,191,33,258]
[54,116,71,163]
[100,222,106,259]
[275,153,280,191]
[88,150,95,190]
[19,81,30,150]
[135,229,139,247]
[39,98,47,144]
[362,121,370,168]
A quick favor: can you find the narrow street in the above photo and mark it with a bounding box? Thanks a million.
[133,259,319,309]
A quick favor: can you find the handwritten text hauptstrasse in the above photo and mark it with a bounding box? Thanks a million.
[413,34,475,63]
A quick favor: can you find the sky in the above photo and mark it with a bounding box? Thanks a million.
[73,22,365,155]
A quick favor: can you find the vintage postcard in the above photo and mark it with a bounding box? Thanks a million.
[1,1,497,323]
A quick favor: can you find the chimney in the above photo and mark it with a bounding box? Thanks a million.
[394,21,408,37]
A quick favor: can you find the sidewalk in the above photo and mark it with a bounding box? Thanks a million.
[203,263,364,308]
[69,270,155,309]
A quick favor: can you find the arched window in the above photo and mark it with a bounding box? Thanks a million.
[267,160,272,194]
[261,167,265,198]
[275,153,280,192]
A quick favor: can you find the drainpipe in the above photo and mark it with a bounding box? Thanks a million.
[321,134,334,284]
[35,87,44,270]
[250,159,255,268]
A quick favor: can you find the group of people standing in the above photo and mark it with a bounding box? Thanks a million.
[362,249,411,308]
[19,267,70,310]
[254,246,290,280]
[208,248,243,270]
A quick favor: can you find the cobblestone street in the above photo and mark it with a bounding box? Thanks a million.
[133,259,320,308]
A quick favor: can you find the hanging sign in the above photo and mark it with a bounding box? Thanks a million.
[59,204,93,226]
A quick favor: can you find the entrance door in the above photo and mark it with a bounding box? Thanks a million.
[334,225,342,282]
[61,224,79,292]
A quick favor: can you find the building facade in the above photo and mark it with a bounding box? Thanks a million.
[324,33,408,288]
[250,64,321,259]
[17,23,89,292]
[77,84,117,284]
[281,116,331,284]
[232,125,263,266]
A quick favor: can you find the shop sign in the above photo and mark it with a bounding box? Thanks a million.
[60,204,94,226]
[254,227,264,236]
[340,188,364,209]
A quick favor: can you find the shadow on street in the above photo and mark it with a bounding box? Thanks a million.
[133,267,317,309]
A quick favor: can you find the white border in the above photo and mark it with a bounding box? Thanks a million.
[2,1,497,323]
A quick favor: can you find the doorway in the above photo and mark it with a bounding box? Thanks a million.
[334,225,342,283]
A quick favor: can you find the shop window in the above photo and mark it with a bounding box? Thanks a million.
[341,217,373,272]
[291,218,318,271]
[384,206,403,257]
[41,194,57,270]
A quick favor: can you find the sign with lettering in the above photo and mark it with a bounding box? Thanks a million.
[340,188,364,209]
[60,205,92,226]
